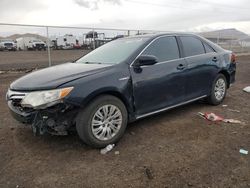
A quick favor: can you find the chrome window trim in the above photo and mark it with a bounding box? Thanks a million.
[136,95,207,119]
[135,52,216,68]
[184,52,216,60]
[139,57,185,68]
[130,35,217,68]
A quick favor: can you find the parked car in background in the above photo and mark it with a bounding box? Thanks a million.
[6,33,236,148]
[0,39,17,51]
[73,42,82,49]
[16,37,46,51]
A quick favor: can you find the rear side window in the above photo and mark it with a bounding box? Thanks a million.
[142,36,179,62]
[180,36,205,57]
[203,42,215,53]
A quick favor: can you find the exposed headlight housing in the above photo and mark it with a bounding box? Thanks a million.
[21,87,73,109]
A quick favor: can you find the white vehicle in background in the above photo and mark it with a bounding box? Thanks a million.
[0,39,17,51]
[51,34,77,50]
[16,37,46,51]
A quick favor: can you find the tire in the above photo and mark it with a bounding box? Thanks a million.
[76,95,128,148]
[207,74,227,105]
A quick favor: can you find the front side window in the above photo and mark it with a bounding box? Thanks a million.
[180,36,205,57]
[142,36,180,62]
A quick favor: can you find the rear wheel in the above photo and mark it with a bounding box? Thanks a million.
[207,74,227,105]
[76,95,128,148]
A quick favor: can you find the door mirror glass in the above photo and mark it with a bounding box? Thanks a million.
[134,55,158,67]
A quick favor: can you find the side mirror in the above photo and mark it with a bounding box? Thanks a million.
[134,55,158,67]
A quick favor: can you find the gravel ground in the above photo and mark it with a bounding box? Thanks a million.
[0,55,249,188]
[0,50,90,71]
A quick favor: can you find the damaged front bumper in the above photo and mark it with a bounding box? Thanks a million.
[7,100,78,136]
[8,101,36,124]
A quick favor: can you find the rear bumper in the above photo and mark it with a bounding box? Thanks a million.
[230,70,236,84]
[7,101,35,124]
[228,63,236,86]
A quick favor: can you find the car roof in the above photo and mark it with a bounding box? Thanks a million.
[123,32,224,52]
[125,32,200,39]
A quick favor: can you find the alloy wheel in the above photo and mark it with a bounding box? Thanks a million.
[214,78,226,101]
[91,104,122,141]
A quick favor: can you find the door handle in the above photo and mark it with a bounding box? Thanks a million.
[212,57,217,62]
[177,64,185,70]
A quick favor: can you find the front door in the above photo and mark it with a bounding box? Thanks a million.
[130,36,187,116]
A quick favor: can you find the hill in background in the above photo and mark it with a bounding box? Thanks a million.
[199,28,249,39]
[0,33,47,41]
[0,28,249,41]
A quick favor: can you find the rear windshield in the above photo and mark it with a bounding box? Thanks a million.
[76,37,149,64]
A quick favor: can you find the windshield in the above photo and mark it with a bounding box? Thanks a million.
[76,37,149,64]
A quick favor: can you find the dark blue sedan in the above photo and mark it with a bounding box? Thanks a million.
[6,33,236,148]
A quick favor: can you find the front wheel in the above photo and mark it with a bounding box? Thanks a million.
[207,74,227,105]
[76,95,128,148]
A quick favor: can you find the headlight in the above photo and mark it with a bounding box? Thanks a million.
[21,87,73,109]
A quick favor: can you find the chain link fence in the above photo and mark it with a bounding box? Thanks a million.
[0,23,164,71]
[199,31,250,54]
[0,23,249,71]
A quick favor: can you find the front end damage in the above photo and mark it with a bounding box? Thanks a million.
[31,104,78,135]
[6,89,78,136]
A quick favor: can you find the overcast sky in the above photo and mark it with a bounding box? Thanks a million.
[0,0,250,35]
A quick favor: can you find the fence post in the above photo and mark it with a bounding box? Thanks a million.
[92,28,95,50]
[229,33,233,51]
[241,41,244,53]
[216,32,220,44]
[46,26,51,67]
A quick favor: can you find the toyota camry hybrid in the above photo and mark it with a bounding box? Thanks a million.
[6,33,236,148]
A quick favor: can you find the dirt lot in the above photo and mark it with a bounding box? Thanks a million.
[0,55,249,188]
[0,50,90,71]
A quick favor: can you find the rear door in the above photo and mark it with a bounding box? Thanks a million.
[179,36,219,100]
[130,36,187,116]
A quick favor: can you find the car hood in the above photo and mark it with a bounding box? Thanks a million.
[10,62,111,91]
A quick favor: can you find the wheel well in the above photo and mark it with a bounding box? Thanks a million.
[83,91,133,116]
[218,70,230,88]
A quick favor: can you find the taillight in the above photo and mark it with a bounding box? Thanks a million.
[231,53,236,63]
